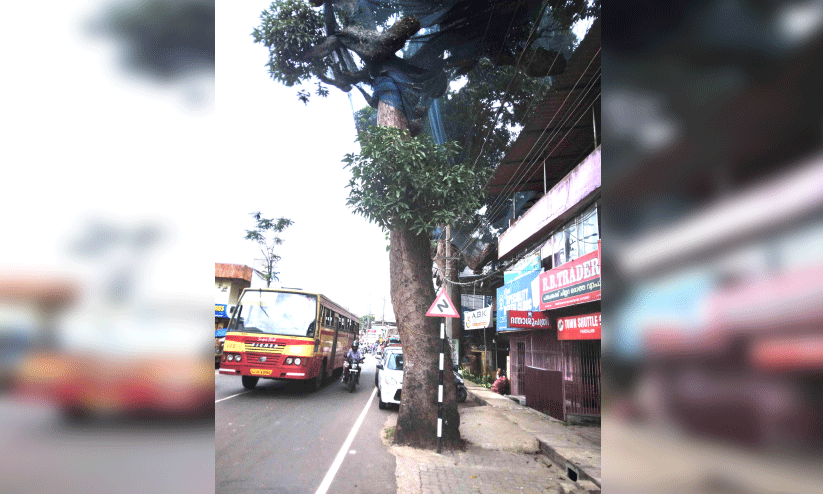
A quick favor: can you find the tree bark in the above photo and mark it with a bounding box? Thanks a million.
[390,228,460,449]
[379,101,461,449]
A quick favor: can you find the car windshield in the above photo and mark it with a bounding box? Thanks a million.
[230,291,317,337]
[387,353,403,371]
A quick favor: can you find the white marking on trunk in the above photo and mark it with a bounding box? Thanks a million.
[438,385,443,403]
[439,353,443,370]
[315,386,378,494]
[437,418,442,437]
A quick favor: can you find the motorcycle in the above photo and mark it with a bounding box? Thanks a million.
[343,357,361,393]
[454,365,467,403]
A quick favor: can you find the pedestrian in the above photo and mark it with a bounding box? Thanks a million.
[491,369,510,395]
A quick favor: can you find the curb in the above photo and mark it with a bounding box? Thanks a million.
[466,387,601,490]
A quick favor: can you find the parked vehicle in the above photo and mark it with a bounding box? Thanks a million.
[343,356,361,392]
[375,346,402,387]
[454,365,467,403]
[376,350,403,409]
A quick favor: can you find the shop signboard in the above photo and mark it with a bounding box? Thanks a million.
[507,310,551,329]
[557,312,601,340]
[215,304,229,318]
[504,253,541,284]
[538,246,601,311]
[496,270,542,332]
[464,306,493,330]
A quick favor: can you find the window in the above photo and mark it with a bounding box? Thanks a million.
[387,353,403,371]
[550,203,599,268]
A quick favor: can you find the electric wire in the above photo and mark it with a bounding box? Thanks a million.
[452,8,597,255]
[476,57,600,233]
[454,62,600,257]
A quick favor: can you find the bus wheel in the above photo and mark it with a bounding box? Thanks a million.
[312,360,326,391]
[242,376,259,390]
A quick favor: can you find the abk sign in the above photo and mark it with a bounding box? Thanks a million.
[464,306,492,330]
[557,312,601,340]
[538,246,601,311]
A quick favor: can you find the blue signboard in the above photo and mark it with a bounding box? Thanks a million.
[496,270,541,332]
[215,304,228,318]
[503,253,541,284]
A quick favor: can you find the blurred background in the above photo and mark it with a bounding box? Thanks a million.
[5,0,823,492]
[603,1,823,493]
[1,1,214,492]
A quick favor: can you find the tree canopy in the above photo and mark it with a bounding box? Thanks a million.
[343,126,492,235]
[253,0,598,134]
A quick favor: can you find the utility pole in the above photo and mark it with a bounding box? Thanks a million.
[444,225,462,359]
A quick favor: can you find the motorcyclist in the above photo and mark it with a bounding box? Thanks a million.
[342,341,363,382]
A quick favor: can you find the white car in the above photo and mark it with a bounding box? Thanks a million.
[376,350,403,409]
[375,346,402,387]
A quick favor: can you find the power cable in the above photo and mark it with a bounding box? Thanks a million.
[479,58,600,229]
[453,7,596,254]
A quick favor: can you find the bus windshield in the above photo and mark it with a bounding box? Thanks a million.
[232,291,317,337]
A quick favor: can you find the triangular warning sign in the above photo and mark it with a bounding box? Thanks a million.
[426,289,460,318]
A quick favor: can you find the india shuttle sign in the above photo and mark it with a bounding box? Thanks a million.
[538,246,601,310]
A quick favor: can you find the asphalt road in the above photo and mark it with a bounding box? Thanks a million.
[216,353,397,494]
[0,394,213,494]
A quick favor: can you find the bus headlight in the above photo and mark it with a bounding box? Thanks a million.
[285,357,293,365]
[293,358,301,366]
[235,354,242,362]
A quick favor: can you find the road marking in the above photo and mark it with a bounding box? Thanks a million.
[215,390,251,403]
[314,386,377,494]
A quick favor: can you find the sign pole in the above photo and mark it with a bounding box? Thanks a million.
[437,320,445,454]
[425,289,459,454]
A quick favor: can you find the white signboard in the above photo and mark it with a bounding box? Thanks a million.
[464,306,493,330]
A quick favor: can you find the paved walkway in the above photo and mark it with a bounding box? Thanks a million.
[383,381,601,494]
[464,382,600,488]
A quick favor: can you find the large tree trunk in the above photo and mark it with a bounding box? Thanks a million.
[390,228,460,449]
[379,101,461,449]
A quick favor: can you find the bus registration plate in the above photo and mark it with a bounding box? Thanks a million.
[250,369,273,376]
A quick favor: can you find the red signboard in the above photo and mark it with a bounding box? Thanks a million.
[507,310,552,329]
[557,312,601,340]
[538,247,601,311]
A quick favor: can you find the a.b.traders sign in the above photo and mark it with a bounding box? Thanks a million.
[538,247,601,310]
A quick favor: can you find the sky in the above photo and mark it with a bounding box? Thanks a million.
[0,0,392,331]
[1,1,593,326]
[2,1,215,307]
[213,1,394,320]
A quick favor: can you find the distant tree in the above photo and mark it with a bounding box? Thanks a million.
[244,212,294,287]
[360,314,375,330]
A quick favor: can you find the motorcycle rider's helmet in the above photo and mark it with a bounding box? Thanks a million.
[352,341,359,350]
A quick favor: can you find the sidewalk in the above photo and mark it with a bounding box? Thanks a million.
[464,382,600,488]
[383,381,600,494]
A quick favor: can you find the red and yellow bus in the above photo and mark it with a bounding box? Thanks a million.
[218,288,359,390]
